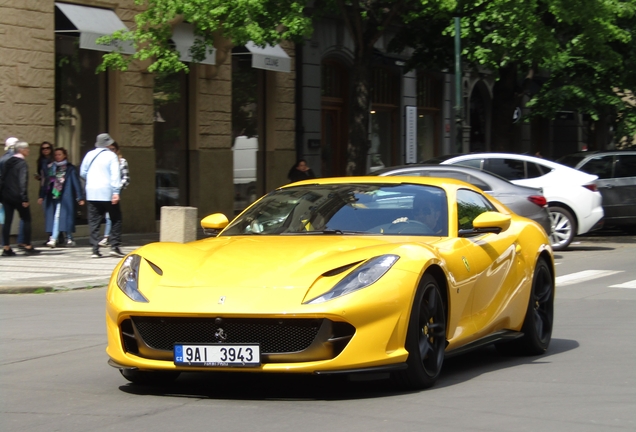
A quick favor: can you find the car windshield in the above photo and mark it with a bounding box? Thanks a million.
[221,183,449,237]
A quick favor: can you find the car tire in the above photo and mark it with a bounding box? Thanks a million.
[548,206,576,251]
[497,258,554,355]
[622,225,636,235]
[120,369,181,385]
[393,274,446,390]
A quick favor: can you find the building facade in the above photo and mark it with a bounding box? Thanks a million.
[1,0,297,240]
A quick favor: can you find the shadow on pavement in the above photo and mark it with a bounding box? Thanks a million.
[116,338,578,400]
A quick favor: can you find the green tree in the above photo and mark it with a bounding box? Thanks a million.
[391,0,636,151]
[100,0,312,73]
[101,0,458,175]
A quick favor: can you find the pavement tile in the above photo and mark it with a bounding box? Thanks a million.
[0,233,160,294]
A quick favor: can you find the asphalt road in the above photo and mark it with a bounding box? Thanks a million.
[1,233,635,432]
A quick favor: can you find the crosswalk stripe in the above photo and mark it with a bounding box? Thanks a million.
[556,270,623,287]
[609,280,636,289]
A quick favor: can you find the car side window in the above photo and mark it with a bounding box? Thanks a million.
[483,158,525,180]
[614,155,636,178]
[526,162,545,178]
[454,159,482,169]
[580,156,613,179]
[456,189,496,230]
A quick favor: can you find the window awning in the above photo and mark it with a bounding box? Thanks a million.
[245,42,291,73]
[55,2,134,54]
[172,23,216,65]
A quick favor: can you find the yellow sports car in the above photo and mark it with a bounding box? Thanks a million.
[106,177,555,389]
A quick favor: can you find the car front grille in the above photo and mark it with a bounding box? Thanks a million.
[120,316,356,363]
[131,316,322,353]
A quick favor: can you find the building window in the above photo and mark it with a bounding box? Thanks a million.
[417,73,442,162]
[154,72,188,219]
[55,35,107,166]
[321,60,349,177]
[369,67,399,172]
[232,51,259,214]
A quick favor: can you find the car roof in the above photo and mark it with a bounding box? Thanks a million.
[438,152,587,171]
[372,163,512,181]
[372,163,546,194]
[557,150,636,168]
[281,175,476,190]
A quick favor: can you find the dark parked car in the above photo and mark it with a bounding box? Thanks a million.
[372,164,552,235]
[557,150,636,234]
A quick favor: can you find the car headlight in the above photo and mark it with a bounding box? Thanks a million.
[305,255,399,304]
[116,254,148,303]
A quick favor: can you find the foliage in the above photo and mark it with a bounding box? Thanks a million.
[98,0,313,73]
[391,0,636,143]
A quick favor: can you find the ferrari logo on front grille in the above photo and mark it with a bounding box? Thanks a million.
[214,328,227,342]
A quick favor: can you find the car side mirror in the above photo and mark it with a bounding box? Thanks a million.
[201,213,229,236]
[459,211,511,237]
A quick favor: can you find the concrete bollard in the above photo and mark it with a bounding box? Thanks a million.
[160,206,198,243]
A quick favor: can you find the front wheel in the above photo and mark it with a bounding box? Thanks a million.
[548,206,576,251]
[393,274,446,390]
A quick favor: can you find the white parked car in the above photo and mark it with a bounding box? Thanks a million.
[427,153,604,250]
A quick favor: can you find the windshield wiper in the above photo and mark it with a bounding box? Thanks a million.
[281,229,371,235]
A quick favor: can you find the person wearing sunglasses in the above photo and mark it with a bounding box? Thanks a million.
[35,142,54,184]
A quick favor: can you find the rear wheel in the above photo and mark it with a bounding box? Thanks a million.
[120,369,181,385]
[393,274,446,389]
[548,206,576,251]
[497,258,554,355]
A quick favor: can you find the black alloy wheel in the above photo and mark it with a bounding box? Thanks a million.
[497,258,554,355]
[394,274,446,389]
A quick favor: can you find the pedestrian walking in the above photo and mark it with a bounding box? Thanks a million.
[0,141,40,256]
[99,141,130,248]
[38,147,85,248]
[79,133,124,258]
[1,137,27,250]
[0,137,19,243]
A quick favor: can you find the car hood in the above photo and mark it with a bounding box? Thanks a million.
[134,235,438,291]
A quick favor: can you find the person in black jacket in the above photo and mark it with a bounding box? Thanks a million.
[0,141,40,256]
[287,159,316,183]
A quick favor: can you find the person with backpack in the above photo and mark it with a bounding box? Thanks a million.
[79,133,123,259]
[99,141,130,247]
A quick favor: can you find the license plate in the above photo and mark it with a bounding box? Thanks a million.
[174,344,261,367]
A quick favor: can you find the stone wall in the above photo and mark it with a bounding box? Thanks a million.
[0,0,298,239]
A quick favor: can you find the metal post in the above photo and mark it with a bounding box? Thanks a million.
[454,16,463,153]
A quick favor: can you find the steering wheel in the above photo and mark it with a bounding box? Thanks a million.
[383,219,431,234]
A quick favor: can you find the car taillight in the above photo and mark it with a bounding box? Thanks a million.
[583,183,598,192]
[527,195,547,208]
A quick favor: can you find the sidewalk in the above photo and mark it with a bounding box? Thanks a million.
[0,232,161,294]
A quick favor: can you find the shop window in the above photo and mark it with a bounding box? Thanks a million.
[55,35,107,225]
[417,73,442,161]
[321,60,349,177]
[232,51,259,214]
[369,67,399,172]
[154,72,188,219]
[55,35,107,166]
